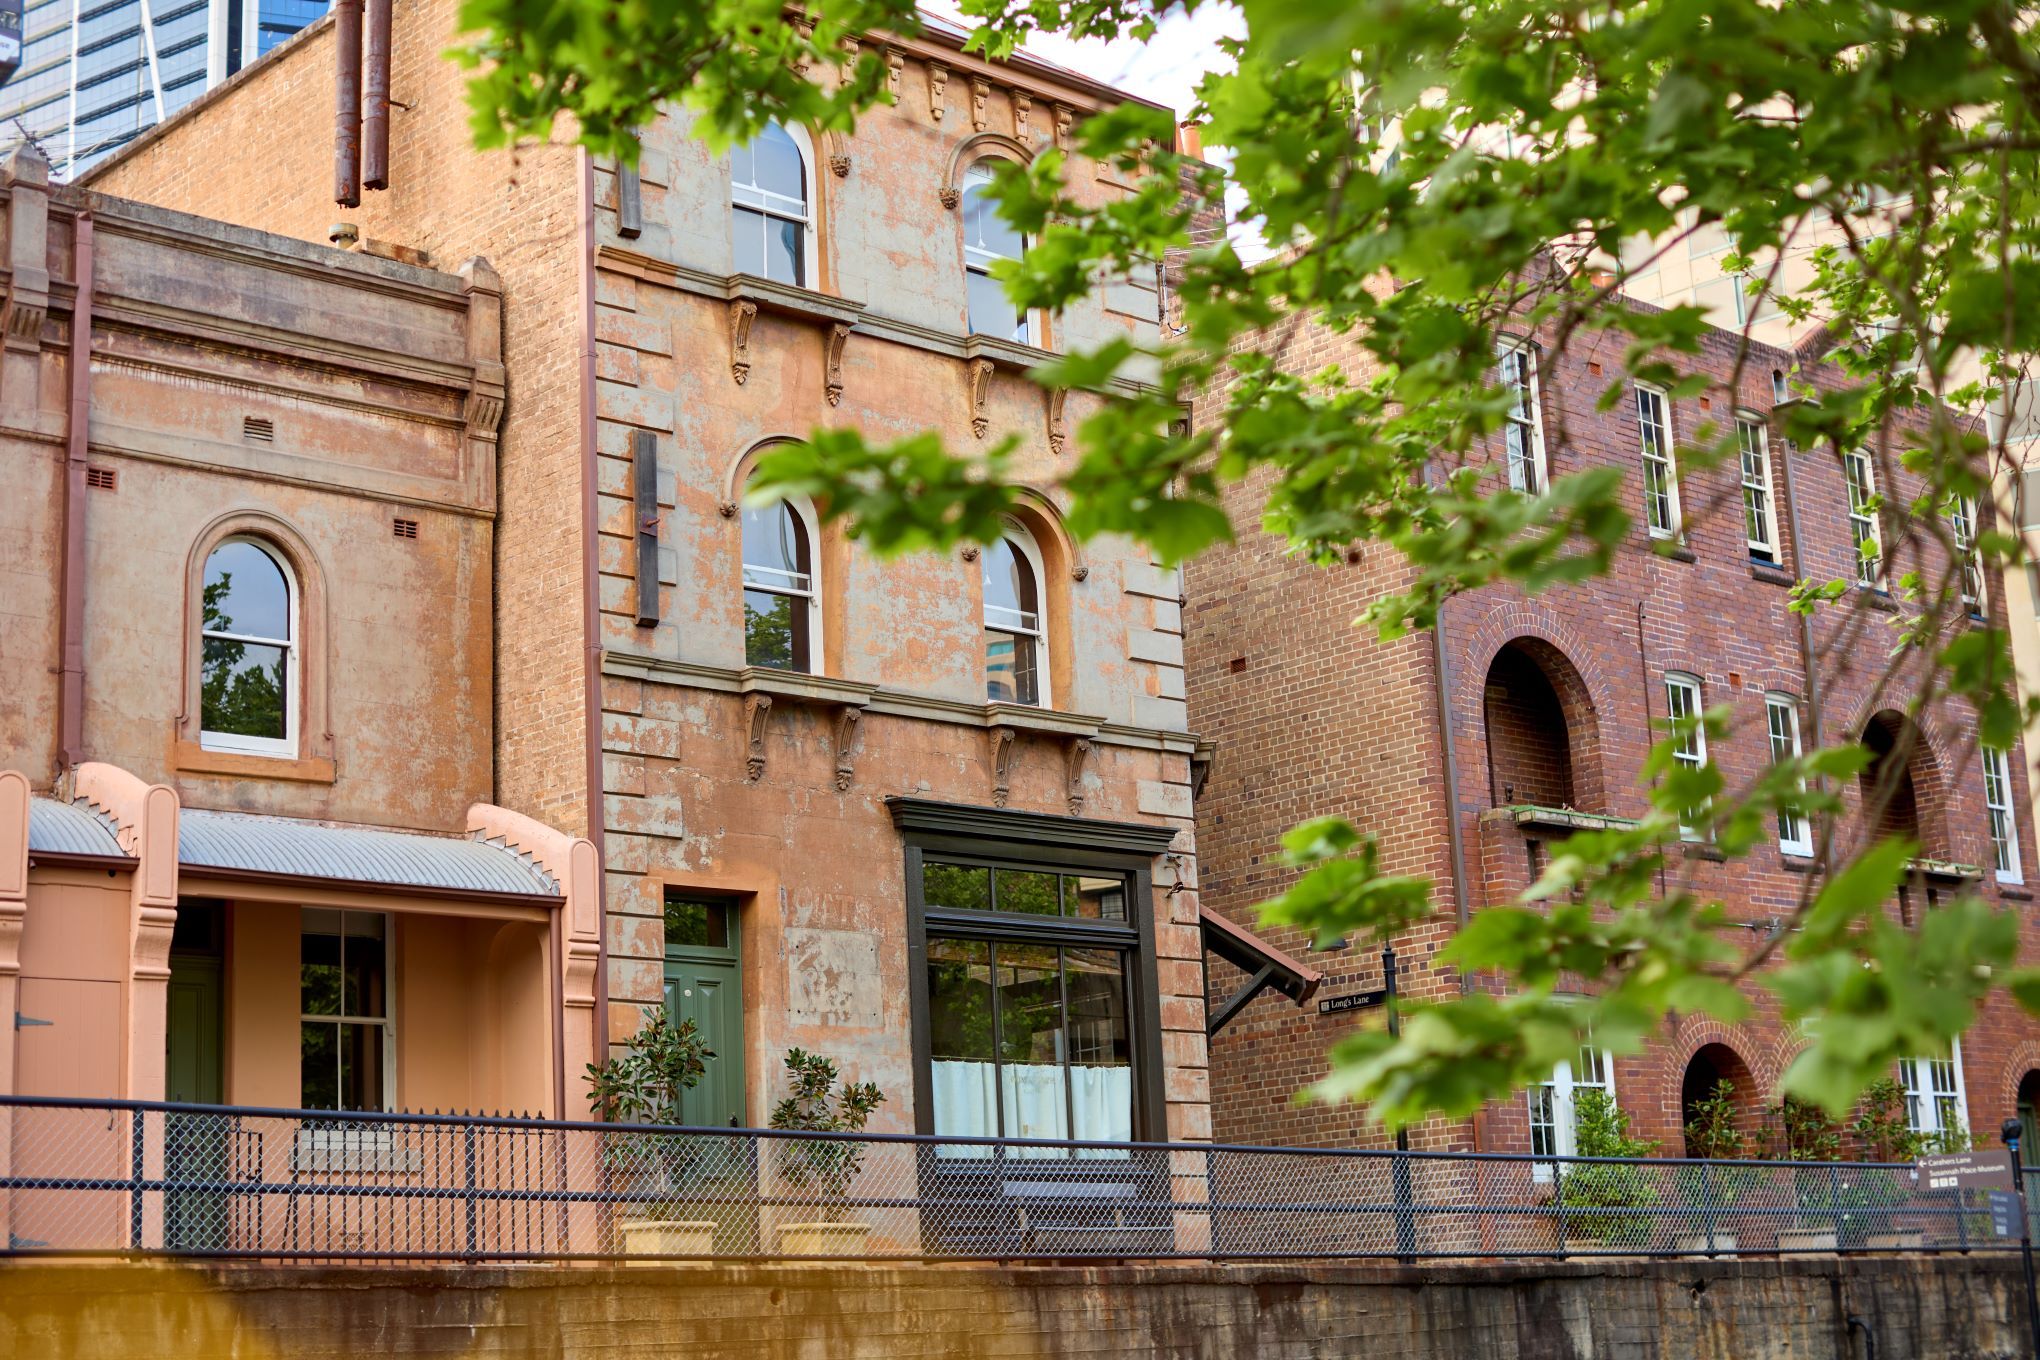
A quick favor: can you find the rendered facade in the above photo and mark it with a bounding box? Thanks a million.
[1187,297,2040,1159]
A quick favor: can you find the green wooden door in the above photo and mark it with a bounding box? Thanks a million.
[164,952,226,1250]
[662,897,745,1128]
[166,956,223,1104]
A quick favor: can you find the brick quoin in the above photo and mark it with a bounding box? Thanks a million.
[1186,292,2040,1158]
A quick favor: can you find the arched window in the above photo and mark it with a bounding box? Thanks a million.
[200,537,297,754]
[741,495,818,672]
[962,161,1030,344]
[731,122,811,287]
[983,527,1046,706]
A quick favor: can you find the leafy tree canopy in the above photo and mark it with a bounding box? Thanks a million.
[455,0,2040,1129]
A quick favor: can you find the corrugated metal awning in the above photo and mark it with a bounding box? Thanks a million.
[28,797,130,859]
[178,808,559,899]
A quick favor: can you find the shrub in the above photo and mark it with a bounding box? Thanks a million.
[769,1048,886,1220]
[586,1012,717,1215]
[1559,1089,1662,1249]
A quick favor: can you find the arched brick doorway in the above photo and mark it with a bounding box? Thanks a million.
[1681,1043,1760,1157]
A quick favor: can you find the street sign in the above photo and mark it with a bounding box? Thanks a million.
[1991,1189,2023,1238]
[1318,989,1387,1016]
[1916,1150,2017,1195]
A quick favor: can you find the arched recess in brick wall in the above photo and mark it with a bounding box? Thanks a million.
[1480,637,1607,814]
[1680,1042,1763,1157]
[1857,709,1950,860]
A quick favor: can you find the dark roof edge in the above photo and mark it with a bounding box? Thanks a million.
[887,796,1182,856]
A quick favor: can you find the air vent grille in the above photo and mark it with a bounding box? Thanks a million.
[393,518,419,540]
[243,416,275,442]
[85,467,117,491]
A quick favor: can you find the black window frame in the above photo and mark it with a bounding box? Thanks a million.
[891,797,1173,1147]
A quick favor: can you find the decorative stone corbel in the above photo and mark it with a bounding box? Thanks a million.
[824,322,850,407]
[744,693,774,782]
[886,48,904,99]
[829,154,851,178]
[929,63,949,121]
[969,357,995,439]
[2,145,52,357]
[1063,736,1092,816]
[971,79,990,132]
[988,726,1017,808]
[718,500,738,518]
[728,298,758,385]
[792,19,815,74]
[1071,564,1089,582]
[831,705,862,792]
[1047,388,1068,455]
[960,545,980,562]
[1014,93,1032,140]
[842,35,859,57]
[1053,104,1073,150]
[939,185,961,210]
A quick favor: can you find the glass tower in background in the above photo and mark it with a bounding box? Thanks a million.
[0,0,325,177]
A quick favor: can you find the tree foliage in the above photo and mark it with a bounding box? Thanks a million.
[457,0,2040,1129]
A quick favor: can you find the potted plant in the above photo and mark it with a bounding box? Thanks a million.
[1674,1078,1762,1253]
[768,1048,886,1256]
[1770,1096,1845,1252]
[587,1011,719,1261]
[1558,1090,1662,1252]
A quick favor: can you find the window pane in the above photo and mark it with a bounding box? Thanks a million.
[963,176,1023,259]
[994,942,1069,1142]
[967,269,1024,342]
[342,912,387,1019]
[923,862,991,913]
[203,540,290,640]
[750,123,806,202]
[1063,875,1127,921]
[732,207,765,277]
[767,216,804,287]
[338,1022,386,1111]
[301,1021,338,1109]
[986,631,1039,705]
[928,938,994,1062]
[994,868,1059,917]
[665,898,728,950]
[1065,948,1133,1145]
[301,908,342,1016]
[741,502,805,579]
[983,538,1037,620]
[201,637,288,740]
[744,589,805,671]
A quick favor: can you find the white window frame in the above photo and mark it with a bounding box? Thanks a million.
[1664,672,1707,839]
[1635,385,1682,538]
[962,160,1032,346]
[730,121,816,289]
[984,519,1050,709]
[1738,415,1779,562]
[1497,340,1547,494]
[1899,1046,1970,1144]
[1984,745,2023,884]
[299,908,396,1114]
[1843,447,1885,588]
[1767,693,1814,857]
[198,535,300,759]
[740,491,824,674]
[1528,1044,1615,1181]
[1948,495,1985,614]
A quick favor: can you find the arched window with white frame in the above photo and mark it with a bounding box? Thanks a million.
[983,525,1047,706]
[199,536,298,756]
[962,161,1031,344]
[731,121,813,287]
[741,493,820,672]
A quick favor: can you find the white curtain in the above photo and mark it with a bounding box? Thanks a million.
[930,1059,1130,1160]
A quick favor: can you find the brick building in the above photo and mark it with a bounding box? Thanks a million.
[74,0,1314,1169]
[1187,299,2040,1158]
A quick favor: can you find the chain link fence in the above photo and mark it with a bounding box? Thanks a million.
[0,1097,2026,1262]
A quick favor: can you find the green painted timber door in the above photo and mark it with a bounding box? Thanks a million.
[164,950,226,1250]
[662,897,745,1128]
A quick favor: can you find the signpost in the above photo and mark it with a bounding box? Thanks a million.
[1317,988,1387,1016]
[2003,1119,2040,1360]
[1315,947,1416,1260]
[1916,1150,2017,1195]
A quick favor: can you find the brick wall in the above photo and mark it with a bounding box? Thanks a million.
[1188,296,2040,1157]
[87,0,593,835]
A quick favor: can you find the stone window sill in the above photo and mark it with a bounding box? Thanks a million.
[174,739,336,784]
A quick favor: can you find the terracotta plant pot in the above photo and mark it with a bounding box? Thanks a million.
[1776,1228,1839,1252]
[776,1221,871,1257]
[618,1218,718,1263]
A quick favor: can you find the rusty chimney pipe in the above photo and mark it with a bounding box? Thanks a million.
[363,0,390,190]
[334,0,363,207]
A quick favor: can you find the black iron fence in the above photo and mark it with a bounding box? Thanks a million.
[0,1096,2029,1262]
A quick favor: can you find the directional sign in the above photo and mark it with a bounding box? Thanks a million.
[1318,989,1387,1016]
[1991,1189,2023,1239]
[1916,1150,2016,1195]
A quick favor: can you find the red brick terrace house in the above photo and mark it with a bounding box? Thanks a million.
[1187,301,2040,1160]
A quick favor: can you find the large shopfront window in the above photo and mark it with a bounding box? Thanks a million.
[896,800,1170,1153]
